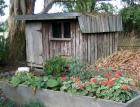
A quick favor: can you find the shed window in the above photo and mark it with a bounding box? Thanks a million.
[52,23,62,38]
[52,22,71,39]
[64,22,71,38]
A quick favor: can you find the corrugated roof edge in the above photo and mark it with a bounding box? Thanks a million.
[15,12,80,20]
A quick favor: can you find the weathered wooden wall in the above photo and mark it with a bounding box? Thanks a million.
[42,21,83,62]
[82,33,118,64]
[42,21,118,64]
[78,14,122,33]
[25,21,118,67]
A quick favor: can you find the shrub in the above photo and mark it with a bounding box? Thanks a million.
[0,36,8,63]
[43,56,67,76]
[60,69,137,103]
[43,56,92,81]
[120,5,140,32]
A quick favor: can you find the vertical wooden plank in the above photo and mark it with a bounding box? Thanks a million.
[48,22,52,58]
[104,33,107,58]
[88,35,91,63]
[112,33,115,52]
[42,23,46,62]
[90,35,94,63]
[110,33,113,54]
[75,21,80,59]
[79,24,83,60]
[66,42,69,56]
[43,22,50,62]
[97,34,100,59]
[95,34,97,61]
[82,34,85,63]
[106,33,109,56]
[53,41,56,56]
[71,21,76,58]
[25,23,34,64]
[115,32,118,51]
[84,34,88,62]
[102,33,105,58]
[69,41,72,56]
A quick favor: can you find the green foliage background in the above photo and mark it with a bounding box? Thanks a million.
[120,5,140,32]
[0,0,7,16]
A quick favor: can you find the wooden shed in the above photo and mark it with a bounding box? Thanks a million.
[16,12,123,67]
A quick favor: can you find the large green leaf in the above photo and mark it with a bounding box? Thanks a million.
[47,79,59,88]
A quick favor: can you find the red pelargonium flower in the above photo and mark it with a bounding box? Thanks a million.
[108,78,114,82]
[77,84,84,90]
[101,81,108,86]
[103,73,110,78]
[75,77,81,83]
[85,81,91,85]
[91,78,97,83]
[61,76,67,81]
[108,78,114,86]
[121,84,129,90]
[114,71,121,78]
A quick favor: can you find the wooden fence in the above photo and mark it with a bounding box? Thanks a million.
[118,32,140,51]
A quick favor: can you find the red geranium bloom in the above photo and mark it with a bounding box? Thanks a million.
[114,71,121,78]
[92,78,97,83]
[103,73,110,78]
[77,84,84,90]
[108,78,114,82]
[85,81,91,85]
[61,76,67,81]
[108,78,114,86]
[75,77,81,83]
[121,84,129,90]
[101,81,108,86]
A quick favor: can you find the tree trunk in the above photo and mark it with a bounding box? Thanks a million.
[8,0,35,61]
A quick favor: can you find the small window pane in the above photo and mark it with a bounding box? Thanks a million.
[64,22,71,38]
[52,23,62,38]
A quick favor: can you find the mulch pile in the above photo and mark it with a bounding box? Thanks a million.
[89,50,140,81]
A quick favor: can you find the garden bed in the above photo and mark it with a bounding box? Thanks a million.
[0,81,140,107]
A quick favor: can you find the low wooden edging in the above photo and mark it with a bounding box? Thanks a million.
[0,81,140,107]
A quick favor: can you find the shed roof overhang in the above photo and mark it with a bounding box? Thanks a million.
[16,12,80,21]
[16,12,123,33]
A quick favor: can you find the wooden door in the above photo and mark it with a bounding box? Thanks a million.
[25,22,43,66]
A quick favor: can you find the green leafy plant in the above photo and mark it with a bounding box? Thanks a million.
[62,0,96,12]
[120,5,140,32]
[66,59,94,81]
[44,56,93,81]
[10,72,61,90]
[60,69,137,103]
[43,56,68,76]
[0,36,8,63]
[95,2,117,14]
